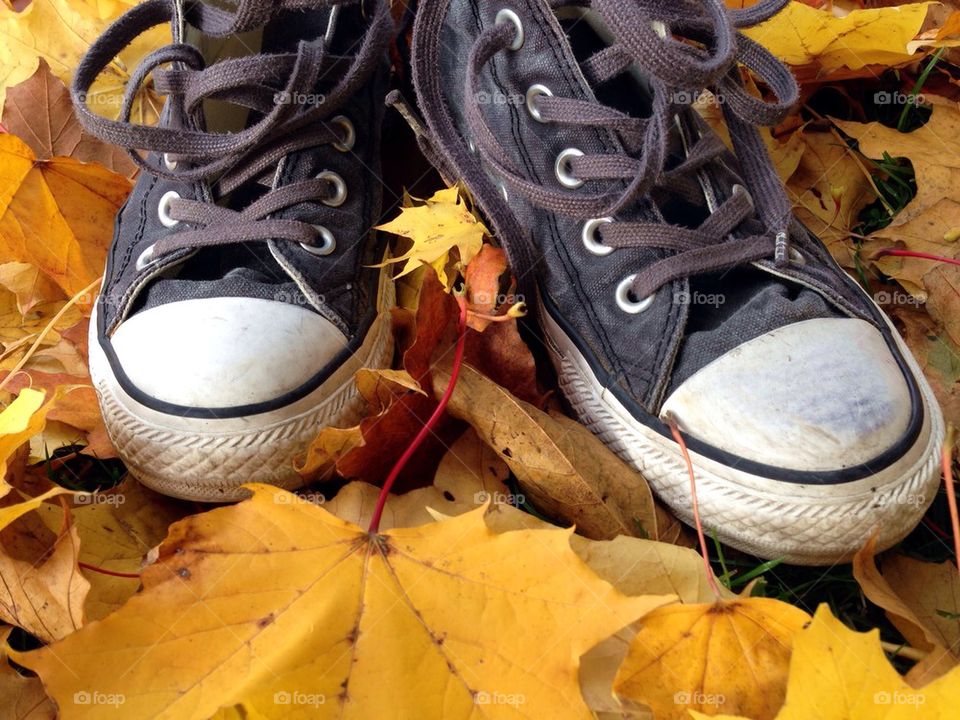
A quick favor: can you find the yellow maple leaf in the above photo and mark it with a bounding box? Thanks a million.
[0,0,165,122]
[613,597,810,720]
[0,133,130,297]
[374,186,488,289]
[695,604,960,720]
[745,2,935,72]
[0,387,52,496]
[15,485,673,719]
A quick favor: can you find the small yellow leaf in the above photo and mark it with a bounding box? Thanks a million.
[0,387,49,494]
[695,604,960,720]
[16,485,673,719]
[745,2,935,72]
[613,598,810,720]
[374,186,488,289]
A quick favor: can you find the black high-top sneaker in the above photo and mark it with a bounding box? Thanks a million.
[74,0,396,501]
[410,0,945,564]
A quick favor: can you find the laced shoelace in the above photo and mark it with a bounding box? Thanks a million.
[464,0,801,305]
[72,0,393,263]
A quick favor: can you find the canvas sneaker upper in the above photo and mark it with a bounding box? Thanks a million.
[410,0,934,483]
[74,0,394,415]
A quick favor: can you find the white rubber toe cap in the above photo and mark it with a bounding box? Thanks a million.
[110,297,349,409]
[661,318,914,472]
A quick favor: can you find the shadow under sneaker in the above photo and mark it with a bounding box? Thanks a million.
[410,0,944,564]
[75,0,396,501]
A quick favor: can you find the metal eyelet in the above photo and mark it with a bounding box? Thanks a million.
[468,138,478,155]
[318,171,347,207]
[555,148,585,189]
[583,217,614,256]
[157,190,181,228]
[331,116,356,152]
[495,9,524,50]
[616,275,654,314]
[525,84,553,122]
[301,226,337,256]
[498,181,509,202]
[731,183,754,212]
[162,153,178,171]
[135,244,157,271]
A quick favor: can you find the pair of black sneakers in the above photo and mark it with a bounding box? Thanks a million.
[75,0,943,564]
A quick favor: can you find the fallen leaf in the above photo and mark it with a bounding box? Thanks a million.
[374,186,488,288]
[853,535,947,656]
[698,604,960,720]
[0,388,52,495]
[34,480,189,621]
[0,502,88,643]
[0,134,130,296]
[613,598,810,720]
[745,2,935,73]
[785,126,876,267]
[835,97,960,293]
[437,361,660,541]
[322,428,510,530]
[1,60,138,178]
[0,0,164,122]
[0,262,64,315]
[0,626,55,719]
[881,555,960,661]
[16,485,673,719]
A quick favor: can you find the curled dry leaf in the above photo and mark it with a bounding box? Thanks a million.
[0,502,87,643]
[436,360,660,541]
[322,428,510,530]
[698,605,960,720]
[16,486,673,719]
[853,535,960,684]
[0,626,55,720]
[613,598,810,720]
[33,480,191,621]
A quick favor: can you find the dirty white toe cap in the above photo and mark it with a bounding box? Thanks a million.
[660,318,913,472]
[110,297,348,409]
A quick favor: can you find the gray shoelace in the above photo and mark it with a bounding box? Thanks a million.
[462,0,801,302]
[72,0,393,260]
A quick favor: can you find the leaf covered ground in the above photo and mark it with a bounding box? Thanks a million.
[2,0,960,718]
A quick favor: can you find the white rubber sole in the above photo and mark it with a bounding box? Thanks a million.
[540,307,944,565]
[89,276,395,502]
